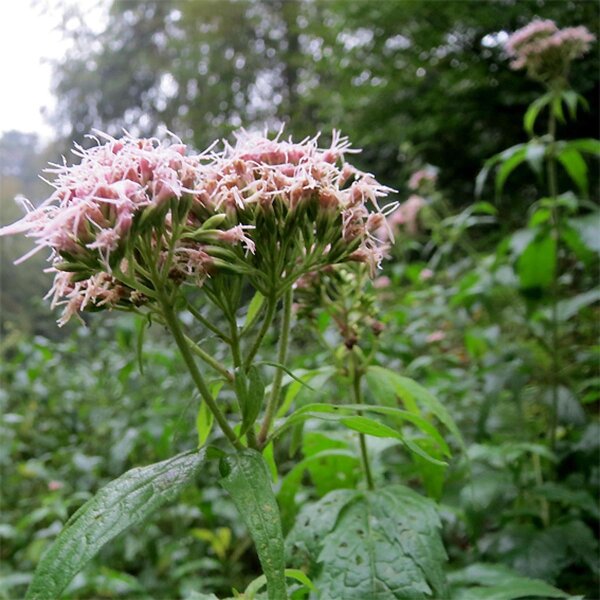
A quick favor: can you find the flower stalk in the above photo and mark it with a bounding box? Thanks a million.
[160,299,244,451]
[258,288,293,448]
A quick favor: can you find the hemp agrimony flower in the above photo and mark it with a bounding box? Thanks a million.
[505,19,595,84]
[1,129,395,325]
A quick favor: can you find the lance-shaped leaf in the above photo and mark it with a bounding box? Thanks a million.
[26,449,207,600]
[286,485,448,600]
[271,402,449,465]
[219,450,287,600]
[236,366,265,437]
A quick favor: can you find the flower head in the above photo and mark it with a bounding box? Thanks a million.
[2,129,396,324]
[505,19,595,83]
[408,166,438,191]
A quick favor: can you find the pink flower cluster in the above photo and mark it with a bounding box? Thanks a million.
[1,129,395,324]
[376,194,426,241]
[197,130,395,273]
[408,167,437,191]
[505,19,595,81]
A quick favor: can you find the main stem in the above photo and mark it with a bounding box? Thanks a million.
[547,102,561,450]
[245,295,277,369]
[351,352,374,491]
[161,300,244,451]
[258,288,293,448]
[229,317,259,450]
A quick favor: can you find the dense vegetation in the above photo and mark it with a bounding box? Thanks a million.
[0,1,598,599]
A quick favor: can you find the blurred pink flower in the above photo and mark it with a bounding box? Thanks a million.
[426,330,446,343]
[48,480,64,491]
[419,268,434,281]
[408,167,437,191]
[506,19,595,81]
[373,276,391,289]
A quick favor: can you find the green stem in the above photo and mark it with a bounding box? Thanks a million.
[245,294,277,369]
[186,301,231,343]
[351,351,374,491]
[229,316,259,450]
[161,300,244,451]
[547,102,561,450]
[258,288,293,448]
[183,334,234,383]
[532,453,550,527]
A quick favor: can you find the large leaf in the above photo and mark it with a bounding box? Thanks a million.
[448,563,570,600]
[26,449,207,600]
[219,450,287,600]
[286,485,447,600]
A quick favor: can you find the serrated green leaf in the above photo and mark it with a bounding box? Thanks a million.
[26,449,207,600]
[286,485,447,600]
[219,450,287,600]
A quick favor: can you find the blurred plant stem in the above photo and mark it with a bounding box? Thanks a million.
[547,98,561,451]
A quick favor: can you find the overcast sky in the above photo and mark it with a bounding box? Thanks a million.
[0,2,65,140]
[0,1,108,143]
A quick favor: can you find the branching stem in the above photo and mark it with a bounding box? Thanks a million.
[161,299,244,451]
